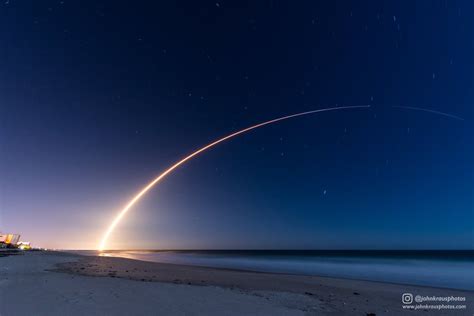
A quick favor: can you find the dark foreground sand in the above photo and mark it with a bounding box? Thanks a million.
[1,251,472,315]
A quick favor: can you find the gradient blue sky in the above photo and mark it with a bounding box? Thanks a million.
[0,1,472,249]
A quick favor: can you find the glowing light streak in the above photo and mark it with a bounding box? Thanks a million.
[98,105,370,250]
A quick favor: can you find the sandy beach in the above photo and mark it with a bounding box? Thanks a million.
[0,251,472,316]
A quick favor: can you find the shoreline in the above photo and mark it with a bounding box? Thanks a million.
[62,250,474,292]
[1,251,473,315]
[57,251,474,315]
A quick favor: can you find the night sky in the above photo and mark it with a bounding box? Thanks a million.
[1,1,472,250]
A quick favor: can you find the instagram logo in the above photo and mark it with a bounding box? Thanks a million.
[402,293,413,304]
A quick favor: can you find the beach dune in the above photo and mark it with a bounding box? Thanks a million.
[1,251,472,315]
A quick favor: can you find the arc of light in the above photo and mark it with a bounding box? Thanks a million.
[98,105,370,251]
[393,106,464,121]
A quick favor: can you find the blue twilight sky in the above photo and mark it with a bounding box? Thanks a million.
[0,1,472,250]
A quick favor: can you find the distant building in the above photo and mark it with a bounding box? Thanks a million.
[17,241,31,250]
[0,232,21,247]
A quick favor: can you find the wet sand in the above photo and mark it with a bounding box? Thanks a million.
[1,251,472,315]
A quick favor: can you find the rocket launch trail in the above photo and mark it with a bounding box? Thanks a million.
[98,105,370,250]
[393,106,464,121]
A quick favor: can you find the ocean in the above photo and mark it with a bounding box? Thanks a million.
[81,250,474,290]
